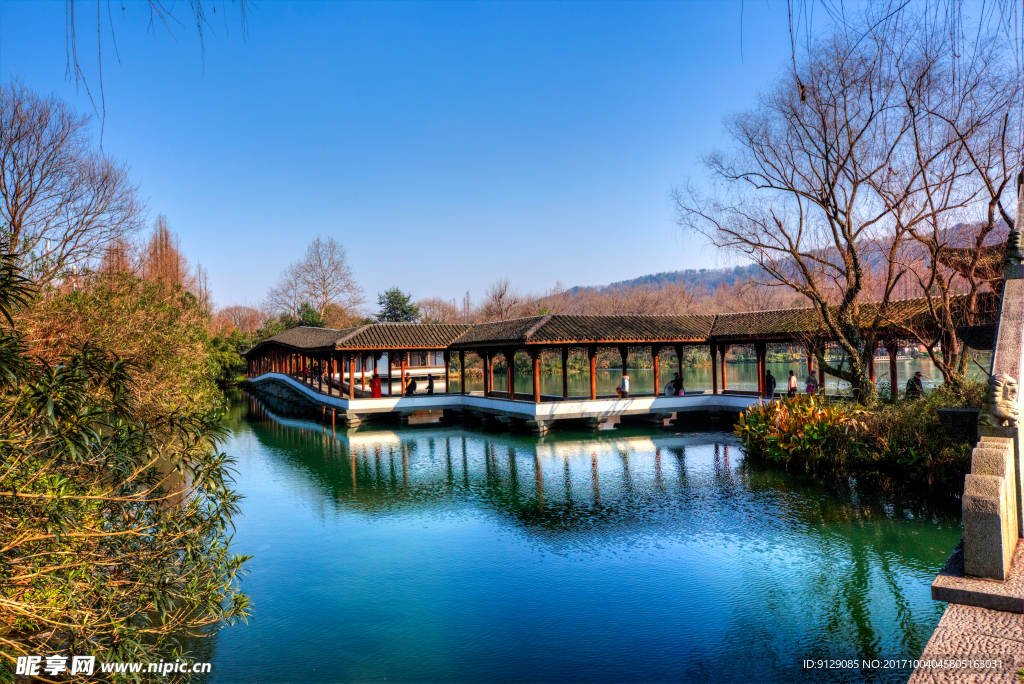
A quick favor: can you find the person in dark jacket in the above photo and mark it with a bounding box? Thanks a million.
[765,370,776,399]
[905,371,924,399]
[426,375,435,396]
[404,378,418,396]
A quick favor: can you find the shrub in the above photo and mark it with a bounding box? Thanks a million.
[735,383,982,482]
[735,394,867,470]
[0,258,250,680]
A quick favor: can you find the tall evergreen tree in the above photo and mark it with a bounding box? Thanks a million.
[376,288,419,322]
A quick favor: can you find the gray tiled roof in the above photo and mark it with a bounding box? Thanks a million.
[533,315,716,343]
[336,323,472,349]
[450,314,716,347]
[242,294,998,358]
[448,317,550,347]
[243,326,350,356]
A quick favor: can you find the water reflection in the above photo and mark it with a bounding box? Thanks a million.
[212,394,962,684]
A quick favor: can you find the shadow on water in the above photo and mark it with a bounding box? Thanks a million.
[206,392,962,684]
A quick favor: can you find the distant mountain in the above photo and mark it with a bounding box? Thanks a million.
[577,264,762,294]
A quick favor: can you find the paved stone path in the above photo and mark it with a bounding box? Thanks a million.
[909,604,1024,683]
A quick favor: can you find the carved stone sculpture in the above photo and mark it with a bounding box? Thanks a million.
[980,372,1019,427]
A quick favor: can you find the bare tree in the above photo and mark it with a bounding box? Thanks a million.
[0,82,144,284]
[881,25,1022,388]
[418,297,460,324]
[267,236,364,318]
[480,277,523,321]
[217,304,265,333]
[676,13,931,402]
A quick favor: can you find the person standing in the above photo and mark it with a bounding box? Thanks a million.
[787,370,798,399]
[764,370,776,399]
[426,374,435,396]
[905,371,924,399]
[619,374,630,398]
[370,372,382,398]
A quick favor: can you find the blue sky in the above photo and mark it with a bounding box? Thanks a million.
[1,1,795,310]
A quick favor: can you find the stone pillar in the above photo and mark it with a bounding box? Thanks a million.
[588,346,597,400]
[964,185,1024,581]
[964,438,1018,580]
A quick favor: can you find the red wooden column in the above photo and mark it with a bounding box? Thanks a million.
[710,344,718,394]
[483,350,491,393]
[400,351,408,395]
[442,351,450,394]
[459,350,466,395]
[387,351,394,396]
[505,348,515,397]
[886,339,898,400]
[532,349,541,403]
[755,342,766,396]
[652,345,661,396]
[588,346,597,400]
[618,346,629,390]
[561,347,569,399]
[349,353,356,399]
[361,355,367,391]
[488,350,494,393]
[868,342,876,386]
[720,344,728,392]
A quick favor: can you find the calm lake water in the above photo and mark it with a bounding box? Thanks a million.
[204,392,962,684]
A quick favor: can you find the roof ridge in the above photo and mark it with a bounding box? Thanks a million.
[522,314,553,341]
[335,324,371,345]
